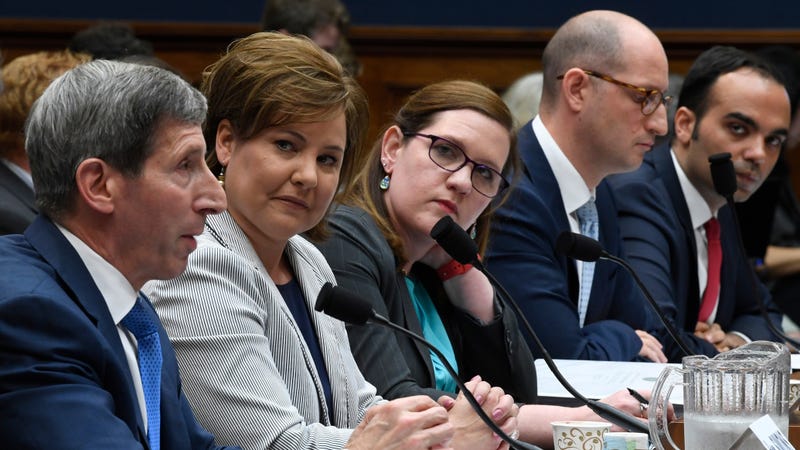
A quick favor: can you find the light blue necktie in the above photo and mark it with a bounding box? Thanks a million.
[576,200,598,327]
[122,295,162,450]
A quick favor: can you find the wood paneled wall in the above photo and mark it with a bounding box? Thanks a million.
[3,19,800,186]
[3,19,800,132]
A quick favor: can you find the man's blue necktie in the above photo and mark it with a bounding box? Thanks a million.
[576,200,599,327]
[122,295,162,450]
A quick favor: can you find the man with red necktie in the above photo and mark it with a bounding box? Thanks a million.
[609,46,789,361]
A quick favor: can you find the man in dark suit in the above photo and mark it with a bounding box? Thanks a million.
[608,46,788,361]
[487,10,670,362]
[0,59,238,449]
[0,50,90,235]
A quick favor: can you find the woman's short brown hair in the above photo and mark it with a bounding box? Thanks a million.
[203,31,368,240]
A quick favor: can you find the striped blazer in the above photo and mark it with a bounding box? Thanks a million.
[144,211,381,450]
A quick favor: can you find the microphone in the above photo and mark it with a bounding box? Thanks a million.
[707,152,800,350]
[431,216,649,434]
[315,282,542,450]
[708,152,738,197]
[555,231,693,357]
[555,231,604,263]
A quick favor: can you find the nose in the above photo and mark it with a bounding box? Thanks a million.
[290,154,319,189]
[196,166,227,215]
[646,103,669,136]
[445,164,473,195]
[743,138,768,166]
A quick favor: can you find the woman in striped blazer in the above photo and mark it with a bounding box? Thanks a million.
[144,31,518,450]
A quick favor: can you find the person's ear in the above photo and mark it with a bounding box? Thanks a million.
[381,125,404,174]
[673,107,697,147]
[561,68,592,112]
[215,119,236,168]
[74,158,116,214]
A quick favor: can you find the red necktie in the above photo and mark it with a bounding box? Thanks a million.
[698,218,721,322]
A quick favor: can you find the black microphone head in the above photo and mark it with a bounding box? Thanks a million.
[430,215,479,265]
[314,282,374,325]
[555,231,604,262]
[708,152,737,197]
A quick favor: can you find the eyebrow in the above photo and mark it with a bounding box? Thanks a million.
[436,133,504,169]
[725,112,789,137]
[282,129,345,153]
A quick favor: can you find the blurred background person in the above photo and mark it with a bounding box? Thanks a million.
[68,22,153,60]
[653,73,685,149]
[261,0,361,76]
[68,22,183,77]
[0,49,90,235]
[502,71,543,131]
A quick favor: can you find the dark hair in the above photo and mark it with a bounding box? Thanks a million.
[202,31,368,240]
[260,0,349,36]
[678,46,786,127]
[340,80,519,266]
[68,22,154,60]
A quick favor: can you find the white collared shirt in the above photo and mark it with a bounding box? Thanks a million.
[57,225,148,430]
[532,117,597,296]
[670,150,719,323]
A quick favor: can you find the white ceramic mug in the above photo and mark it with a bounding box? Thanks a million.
[551,420,612,450]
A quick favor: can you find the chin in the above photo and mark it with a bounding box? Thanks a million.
[733,191,754,203]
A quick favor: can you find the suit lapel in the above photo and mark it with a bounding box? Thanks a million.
[520,124,579,304]
[652,147,702,322]
[207,213,335,425]
[24,215,147,443]
[286,236,339,426]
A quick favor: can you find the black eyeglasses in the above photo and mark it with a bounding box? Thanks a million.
[403,132,509,198]
[558,69,673,116]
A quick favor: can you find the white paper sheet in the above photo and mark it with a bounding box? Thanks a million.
[534,359,683,404]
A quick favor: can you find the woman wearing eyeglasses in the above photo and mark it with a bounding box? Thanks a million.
[314,79,533,436]
[315,80,654,446]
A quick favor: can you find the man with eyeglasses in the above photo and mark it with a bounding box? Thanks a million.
[486,10,670,362]
[608,46,788,361]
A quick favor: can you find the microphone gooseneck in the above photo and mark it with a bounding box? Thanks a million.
[556,231,693,357]
[708,152,738,197]
[707,153,800,351]
[431,216,649,434]
[314,282,542,450]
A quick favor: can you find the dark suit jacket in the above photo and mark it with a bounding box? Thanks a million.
[0,162,37,235]
[485,121,654,361]
[0,215,238,450]
[608,145,783,361]
[317,205,538,404]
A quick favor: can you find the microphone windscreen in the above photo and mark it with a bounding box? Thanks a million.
[314,282,373,325]
[708,152,737,197]
[430,216,479,264]
[555,231,604,262]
